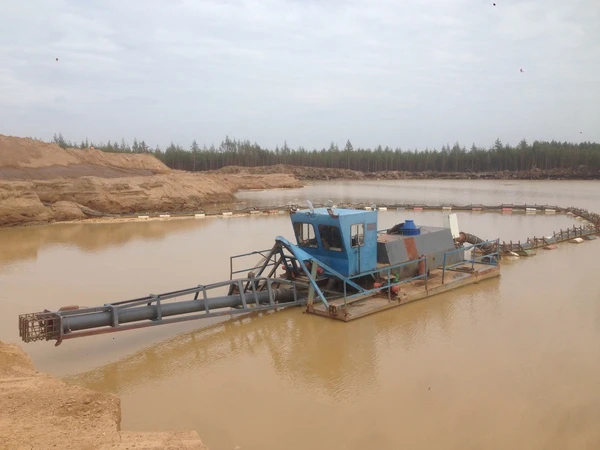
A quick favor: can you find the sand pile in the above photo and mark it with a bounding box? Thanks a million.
[0,341,207,449]
[0,135,170,180]
[0,135,302,227]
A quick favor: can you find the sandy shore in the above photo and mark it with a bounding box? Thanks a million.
[0,134,302,228]
[0,341,208,450]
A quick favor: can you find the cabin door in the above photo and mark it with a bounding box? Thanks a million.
[350,223,365,275]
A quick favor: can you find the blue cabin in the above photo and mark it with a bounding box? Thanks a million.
[289,207,378,277]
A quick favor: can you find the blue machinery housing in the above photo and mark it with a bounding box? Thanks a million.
[289,207,379,277]
[235,206,500,316]
[19,207,501,344]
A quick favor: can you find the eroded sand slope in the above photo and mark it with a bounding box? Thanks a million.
[0,135,301,227]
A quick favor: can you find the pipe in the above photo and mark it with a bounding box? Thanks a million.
[457,232,496,254]
[62,288,296,333]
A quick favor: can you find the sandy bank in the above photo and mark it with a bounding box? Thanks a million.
[0,341,207,449]
[213,164,600,181]
[5,134,596,228]
[0,135,302,227]
[0,134,169,178]
[0,172,301,227]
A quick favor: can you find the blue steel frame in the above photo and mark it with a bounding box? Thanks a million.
[229,235,500,312]
[230,248,274,279]
[338,256,430,307]
[441,238,500,284]
[20,276,302,346]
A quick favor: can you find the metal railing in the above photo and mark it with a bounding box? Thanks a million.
[307,256,430,309]
[229,248,275,279]
[19,276,302,345]
[307,239,502,310]
[441,238,500,284]
[344,256,429,306]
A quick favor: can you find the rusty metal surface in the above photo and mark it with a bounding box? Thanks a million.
[309,265,500,322]
[403,237,419,260]
[19,312,62,343]
[18,276,303,344]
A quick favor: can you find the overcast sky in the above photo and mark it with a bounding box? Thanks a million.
[1,0,598,150]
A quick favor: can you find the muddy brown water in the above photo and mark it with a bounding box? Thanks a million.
[1,180,600,450]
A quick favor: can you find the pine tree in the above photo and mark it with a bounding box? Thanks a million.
[191,140,199,171]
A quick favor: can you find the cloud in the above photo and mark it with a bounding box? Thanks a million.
[0,0,598,149]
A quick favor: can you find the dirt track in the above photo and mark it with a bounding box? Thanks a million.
[0,341,207,450]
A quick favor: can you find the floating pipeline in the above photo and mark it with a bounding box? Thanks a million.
[82,202,600,255]
[79,202,598,224]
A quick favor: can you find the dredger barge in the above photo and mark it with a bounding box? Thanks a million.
[20,204,504,345]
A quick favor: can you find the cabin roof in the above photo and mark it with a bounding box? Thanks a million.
[293,207,371,217]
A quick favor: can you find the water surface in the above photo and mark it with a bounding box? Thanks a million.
[1,180,599,450]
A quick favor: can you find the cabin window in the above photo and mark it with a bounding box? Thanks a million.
[294,222,317,248]
[351,223,365,247]
[318,225,343,252]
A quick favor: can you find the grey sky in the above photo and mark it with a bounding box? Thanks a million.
[1,0,598,150]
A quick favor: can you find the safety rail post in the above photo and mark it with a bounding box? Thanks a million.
[152,295,162,321]
[250,276,260,305]
[105,304,119,327]
[202,287,209,312]
[266,279,274,306]
[424,257,428,290]
[442,253,447,284]
[237,280,247,309]
[307,262,319,308]
[387,268,391,302]
[343,281,347,308]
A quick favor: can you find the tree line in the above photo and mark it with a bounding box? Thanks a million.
[52,133,600,173]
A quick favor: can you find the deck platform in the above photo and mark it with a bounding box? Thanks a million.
[308,263,500,322]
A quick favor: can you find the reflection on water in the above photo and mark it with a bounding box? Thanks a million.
[65,279,502,401]
[236,179,600,212]
[63,308,381,402]
[2,180,600,450]
[0,219,208,267]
